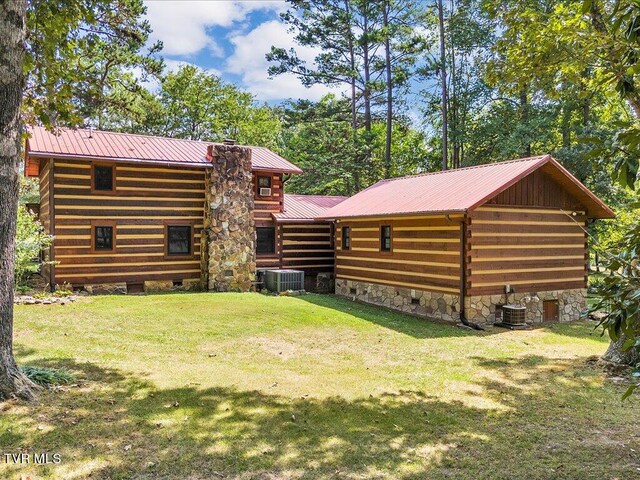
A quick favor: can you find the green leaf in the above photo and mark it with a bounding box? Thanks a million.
[621,383,637,401]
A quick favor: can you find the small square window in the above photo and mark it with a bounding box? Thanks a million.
[257,227,276,255]
[93,165,114,192]
[258,176,271,188]
[94,225,114,251]
[167,225,192,256]
[342,226,351,250]
[380,225,391,252]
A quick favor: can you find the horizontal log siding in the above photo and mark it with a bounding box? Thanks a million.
[50,159,205,286]
[39,159,53,285]
[466,206,588,296]
[335,215,462,294]
[253,172,283,222]
[254,172,282,270]
[280,223,335,272]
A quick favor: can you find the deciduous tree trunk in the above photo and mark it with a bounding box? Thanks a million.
[603,335,640,367]
[0,0,39,401]
[520,88,531,157]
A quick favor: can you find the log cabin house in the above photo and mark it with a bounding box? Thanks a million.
[24,126,344,293]
[319,155,615,324]
[25,127,614,325]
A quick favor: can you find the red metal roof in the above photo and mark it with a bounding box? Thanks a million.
[26,126,303,174]
[274,194,348,222]
[319,156,615,219]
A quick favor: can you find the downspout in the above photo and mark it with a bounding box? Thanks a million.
[456,213,483,330]
[281,173,292,213]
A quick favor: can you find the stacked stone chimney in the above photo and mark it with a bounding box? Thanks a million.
[203,143,255,291]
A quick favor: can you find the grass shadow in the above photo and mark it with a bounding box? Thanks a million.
[531,319,607,341]
[2,352,638,479]
[298,294,476,339]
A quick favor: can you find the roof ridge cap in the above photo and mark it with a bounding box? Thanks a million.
[43,125,210,145]
[376,155,551,185]
[31,125,289,153]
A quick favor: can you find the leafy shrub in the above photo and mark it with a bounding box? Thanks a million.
[588,274,606,294]
[21,366,73,386]
[15,204,52,288]
[32,289,73,299]
[590,220,640,398]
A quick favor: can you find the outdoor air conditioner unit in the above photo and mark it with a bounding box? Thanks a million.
[502,305,527,325]
[264,269,304,292]
[260,187,272,196]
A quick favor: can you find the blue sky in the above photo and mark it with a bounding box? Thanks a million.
[143,0,337,103]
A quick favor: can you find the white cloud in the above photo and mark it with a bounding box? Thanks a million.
[144,0,285,57]
[163,59,221,78]
[144,1,342,101]
[226,20,341,101]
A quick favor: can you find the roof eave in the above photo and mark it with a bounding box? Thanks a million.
[252,165,303,175]
[27,151,304,174]
[541,158,616,219]
[464,155,616,219]
[317,209,467,221]
[27,151,210,168]
[466,155,552,213]
[274,217,330,223]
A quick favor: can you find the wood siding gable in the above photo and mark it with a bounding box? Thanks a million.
[466,169,590,296]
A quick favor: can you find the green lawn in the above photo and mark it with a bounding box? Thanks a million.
[4,293,639,479]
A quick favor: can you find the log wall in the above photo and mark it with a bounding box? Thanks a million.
[49,158,205,287]
[279,222,335,273]
[466,206,588,296]
[39,159,53,285]
[254,172,283,270]
[334,215,463,294]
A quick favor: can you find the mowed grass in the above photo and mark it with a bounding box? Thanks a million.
[4,292,639,479]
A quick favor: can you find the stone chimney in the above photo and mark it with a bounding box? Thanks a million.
[202,144,255,291]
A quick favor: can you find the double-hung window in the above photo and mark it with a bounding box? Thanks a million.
[380,225,392,252]
[341,226,351,250]
[166,224,193,256]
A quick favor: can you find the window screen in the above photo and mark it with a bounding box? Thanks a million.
[380,225,391,252]
[167,225,192,255]
[342,226,351,250]
[94,165,114,191]
[256,227,275,254]
[94,226,114,251]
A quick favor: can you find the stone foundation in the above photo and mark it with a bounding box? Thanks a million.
[83,283,127,295]
[315,272,335,293]
[335,279,461,322]
[335,279,587,325]
[203,143,256,292]
[182,278,203,291]
[465,289,587,324]
[143,280,174,293]
[142,279,202,293]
